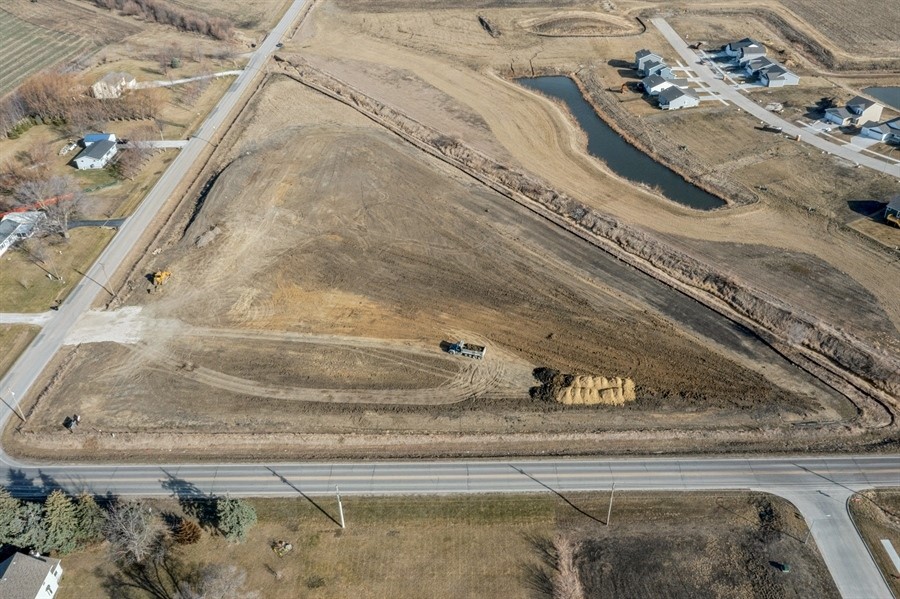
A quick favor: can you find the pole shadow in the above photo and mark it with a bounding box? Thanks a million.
[266,467,342,527]
[509,465,604,525]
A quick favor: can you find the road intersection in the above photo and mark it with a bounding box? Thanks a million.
[0,5,896,598]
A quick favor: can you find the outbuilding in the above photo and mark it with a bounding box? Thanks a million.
[73,139,117,170]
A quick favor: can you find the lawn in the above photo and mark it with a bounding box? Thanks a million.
[0,228,115,312]
[0,325,38,378]
[56,492,837,599]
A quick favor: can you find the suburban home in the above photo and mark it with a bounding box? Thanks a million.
[885,195,900,224]
[658,86,700,110]
[742,56,777,77]
[759,64,800,87]
[73,139,117,170]
[0,211,44,257]
[862,118,900,142]
[0,552,63,599]
[634,49,662,72]
[824,97,885,127]
[641,59,673,79]
[723,38,766,60]
[90,71,136,99]
[83,132,117,146]
[824,107,855,126]
[642,74,675,96]
[847,95,884,124]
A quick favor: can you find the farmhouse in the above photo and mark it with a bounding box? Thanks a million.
[73,139,117,170]
[90,71,136,99]
[0,552,63,599]
[0,211,44,257]
[658,86,699,110]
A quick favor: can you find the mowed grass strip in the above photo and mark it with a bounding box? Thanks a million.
[0,9,93,95]
[0,228,115,312]
[0,325,38,378]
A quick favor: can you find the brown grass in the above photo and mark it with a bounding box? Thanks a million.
[849,490,900,597]
[0,325,38,378]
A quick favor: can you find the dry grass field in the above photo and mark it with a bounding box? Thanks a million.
[56,492,838,599]
[849,490,900,598]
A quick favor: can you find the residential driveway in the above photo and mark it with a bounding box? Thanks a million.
[652,17,900,177]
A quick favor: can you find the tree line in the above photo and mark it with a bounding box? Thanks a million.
[0,72,164,140]
[89,0,234,40]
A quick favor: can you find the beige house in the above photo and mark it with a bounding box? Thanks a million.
[0,552,63,599]
[90,71,136,99]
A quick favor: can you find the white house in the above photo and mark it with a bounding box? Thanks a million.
[642,74,675,96]
[634,49,662,72]
[658,86,700,110]
[91,71,136,99]
[0,552,63,599]
[759,64,799,87]
[73,139,117,170]
[723,38,765,60]
[847,96,884,124]
[0,211,45,257]
[824,107,855,126]
[861,118,900,142]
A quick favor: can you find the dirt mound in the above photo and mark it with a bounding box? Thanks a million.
[518,12,641,37]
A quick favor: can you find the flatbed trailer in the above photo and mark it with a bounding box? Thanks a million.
[447,340,486,359]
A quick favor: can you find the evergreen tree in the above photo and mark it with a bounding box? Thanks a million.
[16,502,47,552]
[0,488,25,545]
[216,497,256,542]
[73,493,107,546]
[43,490,78,554]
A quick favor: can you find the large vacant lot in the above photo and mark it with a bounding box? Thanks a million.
[58,492,838,599]
[7,0,898,460]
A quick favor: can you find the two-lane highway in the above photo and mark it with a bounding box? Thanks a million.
[1,455,897,598]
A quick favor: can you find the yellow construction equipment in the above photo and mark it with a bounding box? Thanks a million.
[152,270,171,287]
[887,213,900,228]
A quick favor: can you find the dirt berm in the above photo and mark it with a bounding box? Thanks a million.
[278,56,900,409]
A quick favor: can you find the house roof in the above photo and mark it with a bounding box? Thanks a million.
[763,64,795,80]
[888,195,900,210]
[643,59,665,71]
[642,74,668,89]
[76,139,116,162]
[728,37,761,49]
[635,49,660,60]
[97,71,134,85]
[83,132,115,144]
[886,118,900,131]
[826,107,853,119]
[744,56,776,71]
[659,86,698,103]
[0,553,60,599]
[847,95,876,110]
[861,121,890,133]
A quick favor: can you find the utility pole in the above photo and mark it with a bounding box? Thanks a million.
[607,482,615,527]
[336,486,345,529]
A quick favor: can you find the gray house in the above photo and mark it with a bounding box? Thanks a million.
[634,49,662,72]
[74,139,117,170]
[885,195,900,227]
[642,74,675,96]
[658,86,699,110]
[825,96,884,127]
[760,64,800,87]
[0,552,63,599]
[723,37,765,60]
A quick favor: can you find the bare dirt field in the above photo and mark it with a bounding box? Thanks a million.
[7,0,899,460]
[850,489,900,597]
[57,492,837,599]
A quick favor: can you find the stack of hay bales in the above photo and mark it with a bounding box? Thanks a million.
[556,375,636,406]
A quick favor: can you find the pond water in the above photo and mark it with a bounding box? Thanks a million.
[863,86,900,111]
[518,76,725,210]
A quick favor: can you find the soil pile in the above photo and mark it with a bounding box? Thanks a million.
[557,375,636,406]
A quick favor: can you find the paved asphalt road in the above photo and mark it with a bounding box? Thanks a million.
[0,455,897,598]
[0,5,896,598]
[652,18,900,178]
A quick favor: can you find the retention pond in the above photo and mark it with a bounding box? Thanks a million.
[518,76,725,210]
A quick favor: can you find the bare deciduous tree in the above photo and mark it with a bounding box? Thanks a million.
[104,500,166,565]
[14,175,83,238]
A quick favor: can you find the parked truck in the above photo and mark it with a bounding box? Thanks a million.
[447,340,486,360]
